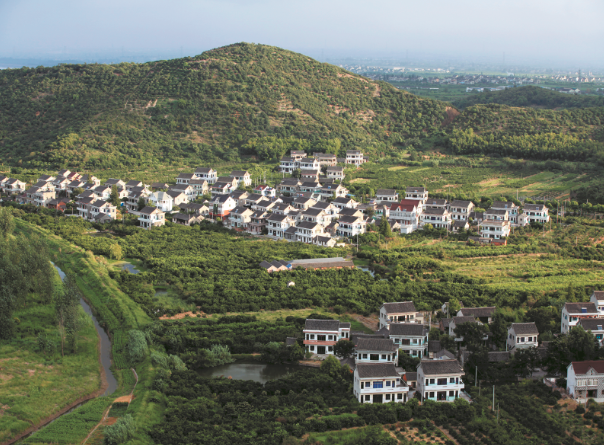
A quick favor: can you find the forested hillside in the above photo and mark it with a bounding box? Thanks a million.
[0,43,449,169]
[453,85,604,110]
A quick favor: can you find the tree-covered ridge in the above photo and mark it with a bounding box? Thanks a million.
[0,42,449,169]
[453,85,604,110]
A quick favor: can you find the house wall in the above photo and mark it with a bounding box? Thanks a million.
[417,369,464,402]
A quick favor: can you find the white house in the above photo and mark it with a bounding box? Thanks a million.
[296,221,325,244]
[254,185,276,198]
[390,200,423,234]
[388,323,428,358]
[417,359,465,402]
[345,150,365,167]
[561,302,600,334]
[521,204,550,225]
[353,363,409,404]
[336,215,366,238]
[491,201,519,224]
[448,316,480,338]
[326,166,345,181]
[176,173,196,185]
[148,191,174,212]
[300,157,320,171]
[354,338,399,365]
[209,195,237,219]
[228,206,254,229]
[230,170,252,187]
[449,200,474,221]
[195,167,218,184]
[332,197,358,210]
[376,189,398,202]
[577,319,604,346]
[279,157,297,174]
[138,206,165,229]
[507,323,539,350]
[405,187,428,203]
[267,213,294,239]
[420,208,452,230]
[303,319,350,356]
[479,219,510,239]
[590,291,604,316]
[379,302,423,329]
[566,360,604,403]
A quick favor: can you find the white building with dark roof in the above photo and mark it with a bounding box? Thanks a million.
[567,360,604,402]
[354,338,398,365]
[417,359,465,402]
[561,302,600,334]
[420,208,452,230]
[194,167,218,184]
[457,307,496,323]
[449,200,474,221]
[521,204,550,225]
[353,363,409,404]
[376,189,399,202]
[303,319,350,356]
[326,166,345,180]
[405,187,428,203]
[379,302,423,329]
[138,206,165,229]
[230,170,252,187]
[388,323,428,358]
[577,319,604,345]
[491,201,519,224]
[507,323,539,350]
[590,291,604,316]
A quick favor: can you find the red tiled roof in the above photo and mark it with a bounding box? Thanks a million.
[570,360,604,375]
[390,199,419,211]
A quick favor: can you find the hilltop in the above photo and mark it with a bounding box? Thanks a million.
[0,43,450,170]
[453,85,604,110]
[1,43,603,171]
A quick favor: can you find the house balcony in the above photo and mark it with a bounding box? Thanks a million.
[360,383,408,393]
[304,340,338,346]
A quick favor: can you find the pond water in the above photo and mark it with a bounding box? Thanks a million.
[121,262,140,274]
[357,266,375,277]
[52,262,117,396]
[197,361,303,384]
[154,290,168,297]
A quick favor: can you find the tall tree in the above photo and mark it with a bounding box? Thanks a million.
[379,217,392,238]
[544,326,602,375]
[55,273,82,356]
[110,185,120,207]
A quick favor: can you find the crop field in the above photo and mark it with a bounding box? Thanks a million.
[0,268,101,443]
[348,160,600,202]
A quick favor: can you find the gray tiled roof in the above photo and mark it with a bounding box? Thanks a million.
[356,363,399,378]
[376,189,397,195]
[452,316,477,325]
[389,323,425,336]
[459,307,496,318]
[428,340,442,353]
[435,349,457,360]
[304,319,340,331]
[450,200,473,207]
[488,351,511,362]
[355,337,398,352]
[511,322,539,335]
[578,319,604,331]
[440,318,452,328]
[564,302,598,314]
[382,302,417,314]
[419,359,463,375]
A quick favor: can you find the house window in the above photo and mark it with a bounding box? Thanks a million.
[381,354,387,360]
[310,334,315,340]
[361,382,364,389]
[397,393,403,400]
[450,378,455,383]
[425,379,429,385]
[449,391,455,397]
[365,395,370,401]
[310,346,315,351]
[385,394,391,401]
[386,381,391,387]
[437,378,447,385]
[362,354,368,359]
[373,382,383,389]
[328,346,333,352]
[429,392,435,398]
[370,354,379,361]
[430,379,435,385]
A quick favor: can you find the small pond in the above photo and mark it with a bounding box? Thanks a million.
[121,263,140,274]
[357,266,375,277]
[197,361,304,384]
[154,290,168,297]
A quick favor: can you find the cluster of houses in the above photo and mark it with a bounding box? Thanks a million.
[2,153,550,242]
[301,292,604,404]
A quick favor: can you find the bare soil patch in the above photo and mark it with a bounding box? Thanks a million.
[159,310,203,320]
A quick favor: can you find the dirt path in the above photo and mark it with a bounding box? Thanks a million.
[351,314,379,331]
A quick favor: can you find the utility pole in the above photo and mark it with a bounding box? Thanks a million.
[493,385,495,411]
[475,366,477,386]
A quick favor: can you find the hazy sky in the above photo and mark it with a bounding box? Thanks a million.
[1,0,603,67]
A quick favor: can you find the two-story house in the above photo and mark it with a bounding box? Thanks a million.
[491,201,519,224]
[336,215,366,238]
[247,210,269,235]
[303,319,350,356]
[521,204,550,225]
[312,201,339,220]
[76,197,95,219]
[290,150,307,162]
[166,190,189,207]
[577,319,604,346]
[424,199,448,211]
[4,178,27,195]
[389,200,423,234]
[189,178,209,197]
[254,184,276,198]
[148,191,174,212]
[449,200,474,221]
[209,195,237,219]
[561,302,600,334]
[169,184,196,201]
[89,200,117,222]
[448,316,480,338]
[279,157,298,174]
[293,196,317,211]
[92,185,112,201]
[194,167,218,184]
[314,153,337,166]
[300,169,321,181]
[228,206,254,229]
[354,338,399,364]
[326,166,345,181]
[300,157,320,171]
[388,323,428,358]
[479,219,510,239]
[420,208,452,230]
[267,213,294,239]
[405,187,428,203]
[318,183,348,200]
[300,208,329,226]
[230,170,252,187]
[507,323,539,350]
[138,206,165,229]
[379,302,423,329]
[332,197,358,210]
[567,360,604,403]
[376,189,399,202]
[353,363,409,404]
[124,180,144,192]
[296,221,325,243]
[105,178,126,190]
[590,291,604,316]
[345,150,365,167]
[417,359,465,402]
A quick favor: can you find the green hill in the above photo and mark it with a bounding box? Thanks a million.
[453,85,604,110]
[0,43,451,170]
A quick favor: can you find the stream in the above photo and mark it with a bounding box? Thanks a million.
[52,263,117,395]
